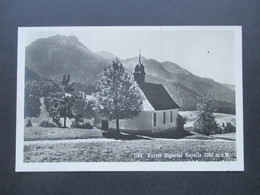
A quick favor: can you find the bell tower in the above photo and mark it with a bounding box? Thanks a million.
[133,50,146,84]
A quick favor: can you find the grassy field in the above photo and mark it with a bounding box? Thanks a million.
[24,138,236,162]
[24,127,236,162]
[23,98,237,163]
[24,110,237,163]
[24,127,103,141]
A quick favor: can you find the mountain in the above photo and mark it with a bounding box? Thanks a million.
[26,35,110,85]
[123,57,235,104]
[123,57,172,80]
[95,51,118,61]
[25,35,235,111]
[222,83,235,91]
[25,66,45,82]
[163,61,235,103]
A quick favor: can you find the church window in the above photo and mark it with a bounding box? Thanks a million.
[163,112,166,124]
[153,113,157,126]
[170,111,173,123]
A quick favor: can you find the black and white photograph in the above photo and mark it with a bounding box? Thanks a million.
[16,26,243,171]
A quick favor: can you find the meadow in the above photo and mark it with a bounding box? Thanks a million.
[24,126,236,162]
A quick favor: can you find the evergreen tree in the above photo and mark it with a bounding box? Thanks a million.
[94,59,143,133]
[194,91,220,135]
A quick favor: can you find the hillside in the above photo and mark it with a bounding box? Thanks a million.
[123,57,235,110]
[95,51,118,61]
[26,35,110,85]
[25,34,235,110]
[123,57,235,102]
[222,83,235,91]
[179,111,236,129]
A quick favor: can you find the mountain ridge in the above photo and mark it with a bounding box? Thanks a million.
[25,35,235,111]
[95,51,118,60]
[26,35,110,84]
[122,56,235,103]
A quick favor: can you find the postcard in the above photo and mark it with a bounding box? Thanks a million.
[16,26,243,171]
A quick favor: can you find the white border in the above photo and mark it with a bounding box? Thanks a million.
[16,26,243,172]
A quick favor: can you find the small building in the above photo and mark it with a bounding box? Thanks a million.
[94,54,180,134]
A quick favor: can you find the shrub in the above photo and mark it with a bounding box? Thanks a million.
[39,120,57,128]
[194,116,221,136]
[223,122,236,133]
[26,119,33,127]
[71,120,93,129]
[177,115,186,131]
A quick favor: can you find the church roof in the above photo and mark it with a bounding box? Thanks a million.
[138,82,180,110]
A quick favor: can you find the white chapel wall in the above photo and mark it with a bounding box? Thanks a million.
[94,109,179,133]
[152,109,178,133]
[109,111,153,131]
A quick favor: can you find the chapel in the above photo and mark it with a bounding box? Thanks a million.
[94,53,181,134]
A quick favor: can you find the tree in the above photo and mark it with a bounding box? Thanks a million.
[94,59,143,133]
[45,74,76,128]
[193,91,220,135]
[70,97,95,128]
[72,98,94,119]
[24,81,41,117]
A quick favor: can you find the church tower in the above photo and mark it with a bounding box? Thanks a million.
[133,51,146,84]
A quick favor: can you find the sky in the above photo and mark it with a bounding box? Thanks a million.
[22,26,238,85]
